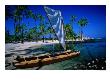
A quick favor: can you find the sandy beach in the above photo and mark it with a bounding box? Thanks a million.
[5,40,59,55]
[5,40,59,69]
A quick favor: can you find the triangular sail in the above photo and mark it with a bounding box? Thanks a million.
[44,6,66,50]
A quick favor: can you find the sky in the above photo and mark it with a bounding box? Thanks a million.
[5,5,106,38]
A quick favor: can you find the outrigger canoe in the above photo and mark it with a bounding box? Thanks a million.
[13,50,80,69]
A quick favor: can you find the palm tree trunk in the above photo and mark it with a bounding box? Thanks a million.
[35,20,38,42]
[21,28,24,43]
[52,35,54,42]
[43,36,44,42]
[80,28,83,40]
[14,19,16,42]
[18,15,20,42]
[22,19,24,43]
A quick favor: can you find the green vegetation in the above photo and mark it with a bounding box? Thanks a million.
[64,24,76,40]
[78,18,88,40]
[5,5,88,43]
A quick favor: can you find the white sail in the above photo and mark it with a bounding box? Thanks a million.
[44,6,66,50]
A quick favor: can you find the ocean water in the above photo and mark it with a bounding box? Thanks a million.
[39,41,106,70]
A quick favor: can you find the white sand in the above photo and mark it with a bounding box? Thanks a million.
[5,40,59,56]
[5,40,59,69]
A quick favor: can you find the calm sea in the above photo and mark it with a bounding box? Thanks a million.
[39,41,106,70]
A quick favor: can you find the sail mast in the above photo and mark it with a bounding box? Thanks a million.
[43,6,55,53]
[43,6,66,51]
[43,6,61,50]
[62,19,66,50]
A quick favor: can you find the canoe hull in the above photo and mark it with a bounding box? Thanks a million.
[14,50,80,69]
[42,52,80,65]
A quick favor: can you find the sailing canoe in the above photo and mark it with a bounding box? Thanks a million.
[13,50,80,69]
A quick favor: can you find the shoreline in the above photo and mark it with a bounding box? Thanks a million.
[5,39,106,70]
[5,38,105,44]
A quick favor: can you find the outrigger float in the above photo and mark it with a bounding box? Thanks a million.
[13,50,80,69]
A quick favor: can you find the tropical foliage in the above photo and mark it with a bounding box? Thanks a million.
[78,18,88,40]
[5,5,88,43]
[64,24,76,40]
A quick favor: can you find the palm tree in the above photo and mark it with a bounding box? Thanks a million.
[78,18,88,40]
[13,10,20,42]
[37,14,45,42]
[14,5,29,43]
[64,24,76,40]
[5,6,17,42]
[19,6,28,43]
[45,22,54,42]
[70,15,77,29]
[70,15,77,41]
[33,13,38,23]
[26,10,33,18]
[5,29,10,43]
[5,5,13,20]
[32,13,40,41]
[64,24,76,50]
[5,6,13,42]
[20,24,27,43]
[37,14,44,25]
[27,10,38,25]
[48,27,54,42]
[28,28,35,41]
[39,24,45,42]
[6,5,31,42]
